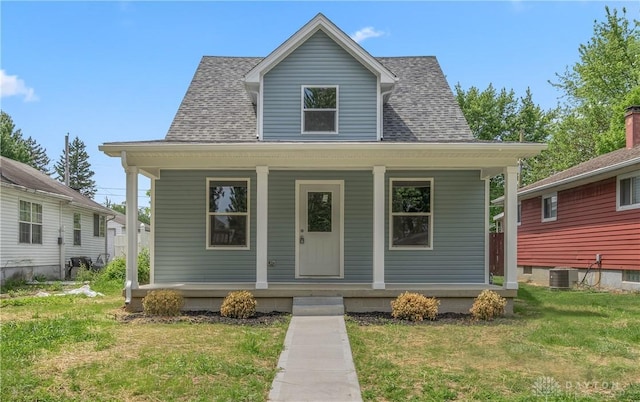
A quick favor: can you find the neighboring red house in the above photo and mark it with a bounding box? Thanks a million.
[512,106,640,290]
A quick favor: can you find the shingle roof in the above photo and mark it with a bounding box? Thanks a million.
[0,156,112,214]
[519,145,640,194]
[164,56,473,142]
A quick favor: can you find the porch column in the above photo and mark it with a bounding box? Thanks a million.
[255,166,269,289]
[125,164,139,302]
[372,166,386,289]
[503,166,518,290]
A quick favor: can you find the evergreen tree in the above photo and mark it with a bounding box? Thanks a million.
[24,136,51,174]
[1,110,30,163]
[54,136,97,198]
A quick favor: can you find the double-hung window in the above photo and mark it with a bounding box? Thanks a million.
[302,86,338,133]
[73,213,82,245]
[93,214,105,237]
[207,178,250,249]
[390,179,433,249]
[617,171,640,211]
[19,200,43,244]
[541,193,557,222]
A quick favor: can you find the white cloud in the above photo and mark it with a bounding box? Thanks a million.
[350,27,386,44]
[0,70,39,102]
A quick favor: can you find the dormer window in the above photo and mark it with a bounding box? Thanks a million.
[302,86,338,133]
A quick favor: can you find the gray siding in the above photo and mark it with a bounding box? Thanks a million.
[154,170,257,282]
[263,31,378,141]
[268,170,373,282]
[385,170,486,283]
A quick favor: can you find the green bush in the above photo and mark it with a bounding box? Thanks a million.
[470,289,507,320]
[142,290,184,316]
[220,291,257,319]
[391,292,439,321]
[98,248,150,285]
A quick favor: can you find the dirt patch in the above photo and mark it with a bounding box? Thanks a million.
[114,309,290,326]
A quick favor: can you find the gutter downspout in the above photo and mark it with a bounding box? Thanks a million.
[59,201,66,280]
[379,88,394,141]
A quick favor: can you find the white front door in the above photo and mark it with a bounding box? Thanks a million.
[296,181,343,277]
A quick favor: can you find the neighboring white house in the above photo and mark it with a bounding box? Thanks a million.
[107,211,150,259]
[0,156,113,283]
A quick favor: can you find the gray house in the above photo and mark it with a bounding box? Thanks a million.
[100,14,545,312]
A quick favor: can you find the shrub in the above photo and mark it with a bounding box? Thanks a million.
[220,291,257,319]
[142,290,184,316]
[391,292,439,321]
[98,248,150,285]
[470,289,507,320]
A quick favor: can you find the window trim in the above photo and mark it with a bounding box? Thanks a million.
[93,214,106,237]
[388,178,434,250]
[18,200,43,244]
[300,85,339,134]
[541,193,557,222]
[73,212,82,246]
[206,177,251,250]
[616,170,640,211]
[517,202,522,226]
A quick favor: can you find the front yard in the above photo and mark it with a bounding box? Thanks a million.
[1,279,639,401]
[348,284,640,401]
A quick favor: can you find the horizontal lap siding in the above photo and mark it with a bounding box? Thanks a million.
[267,171,373,282]
[263,31,377,141]
[519,178,640,270]
[154,170,257,282]
[385,170,486,283]
[1,188,61,269]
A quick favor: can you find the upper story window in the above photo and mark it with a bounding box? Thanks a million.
[207,178,250,249]
[389,179,433,249]
[541,193,557,222]
[19,200,43,244]
[302,86,338,133]
[617,170,640,211]
[94,214,105,237]
[73,213,82,245]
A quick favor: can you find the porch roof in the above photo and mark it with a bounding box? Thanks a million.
[99,141,546,179]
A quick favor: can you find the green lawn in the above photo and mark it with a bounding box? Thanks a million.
[347,284,640,401]
[0,282,288,402]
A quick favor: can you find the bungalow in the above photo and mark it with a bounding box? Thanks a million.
[0,156,113,283]
[498,107,640,291]
[99,14,545,312]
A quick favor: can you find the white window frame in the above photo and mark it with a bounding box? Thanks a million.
[389,178,434,250]
[541,193,557,222]
[517,202,522,226]
[18,200,43,244]
[206,178,251,250]
[93,214,105,237]
[73,212,82,246]
[616,170,640,211]
[301,85,338,134]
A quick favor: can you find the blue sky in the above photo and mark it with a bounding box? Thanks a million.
[2,1,638,206]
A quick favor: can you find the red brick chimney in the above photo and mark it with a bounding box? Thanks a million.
[624,105,640,149]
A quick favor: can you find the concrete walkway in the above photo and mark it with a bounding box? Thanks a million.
[268,316,362,402]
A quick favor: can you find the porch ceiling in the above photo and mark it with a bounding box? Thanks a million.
[99,142,546,177]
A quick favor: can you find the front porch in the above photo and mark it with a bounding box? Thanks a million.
[125,283,517,314]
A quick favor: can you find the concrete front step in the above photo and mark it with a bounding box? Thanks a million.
[292,296,345,316]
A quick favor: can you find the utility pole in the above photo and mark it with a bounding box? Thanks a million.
[64,133,70,187]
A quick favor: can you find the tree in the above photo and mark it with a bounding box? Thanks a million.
[103,197,151,225]
[54,136,97,198]
[540,6,640,176]
[24,136,51,174]
[1,110,51,173]
[455,84,555,229]
[1,110,30,164]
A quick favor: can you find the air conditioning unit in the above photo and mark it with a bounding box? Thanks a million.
[549,268,579,289]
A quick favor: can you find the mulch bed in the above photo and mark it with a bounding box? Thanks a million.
[114,309,478,326]
[346,311,474,326]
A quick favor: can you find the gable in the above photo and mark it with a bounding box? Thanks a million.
[262,30,378,141]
